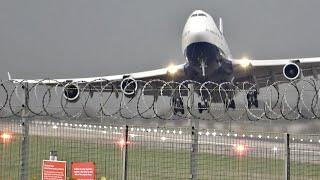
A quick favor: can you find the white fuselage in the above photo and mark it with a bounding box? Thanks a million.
[180,10,233,81]
[182,10,232,61]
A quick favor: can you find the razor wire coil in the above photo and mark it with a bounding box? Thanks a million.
[1,78,320,121]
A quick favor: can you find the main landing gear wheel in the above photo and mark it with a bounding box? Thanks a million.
[172,97,185,115]
[247,89,258,109]
[224,98,236,110]
[198,100,209,114]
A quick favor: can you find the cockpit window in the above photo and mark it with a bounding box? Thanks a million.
[191,13,207,18]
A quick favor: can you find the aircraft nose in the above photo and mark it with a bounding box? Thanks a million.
[189,19,206,33]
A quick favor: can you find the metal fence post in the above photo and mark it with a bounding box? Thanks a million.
[190,125,198,180]
[122,125,129,180]
[20,82,29,180]
[284,133,290,180]
[188,84,198,180]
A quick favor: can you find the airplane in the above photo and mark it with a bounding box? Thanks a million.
[10,10,320,114]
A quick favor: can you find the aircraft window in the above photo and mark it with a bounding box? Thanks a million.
[198,13,207,17]
[191,14,197,17]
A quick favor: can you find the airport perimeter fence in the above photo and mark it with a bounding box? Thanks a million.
[1,80,320,179]
[1,118,320,180]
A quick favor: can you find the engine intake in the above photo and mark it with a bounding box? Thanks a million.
[63,83,80,102]
[120,77,138,97]
[283,63,300,80]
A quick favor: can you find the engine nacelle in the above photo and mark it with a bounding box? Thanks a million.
[63,83,80,102]
[120,77,138,97]
[283,63,300,80]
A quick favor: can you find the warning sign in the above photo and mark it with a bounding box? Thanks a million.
[71,162,96,180]
[42,160,66,180]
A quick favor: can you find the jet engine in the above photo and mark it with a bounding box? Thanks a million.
[63,83,80,102]
[120,77,138,97]
[283,63,300,80]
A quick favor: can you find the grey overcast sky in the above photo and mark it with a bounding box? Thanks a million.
[1,0,320,79]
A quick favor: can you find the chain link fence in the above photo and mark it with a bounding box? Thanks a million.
[1,80,320,179]
[1,119,320,179]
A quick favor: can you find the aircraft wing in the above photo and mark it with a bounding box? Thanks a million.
[232,57,320,88]
[10,63,186,85]
[10,63,188,99]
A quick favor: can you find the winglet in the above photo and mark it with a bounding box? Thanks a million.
[7,72,12,80]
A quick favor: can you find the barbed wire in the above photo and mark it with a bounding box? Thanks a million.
[1,78,320,121]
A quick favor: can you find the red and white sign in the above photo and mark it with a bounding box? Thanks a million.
[71,162,96,180]
[42,160,66,180]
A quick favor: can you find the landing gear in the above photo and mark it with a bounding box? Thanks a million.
[225,98,236,110]
[229,99,236,109]
[200,60,207,77]
[247,89,258,109]
[219,97,236,110]
[198,99,209,114]
[172,97,185,115]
